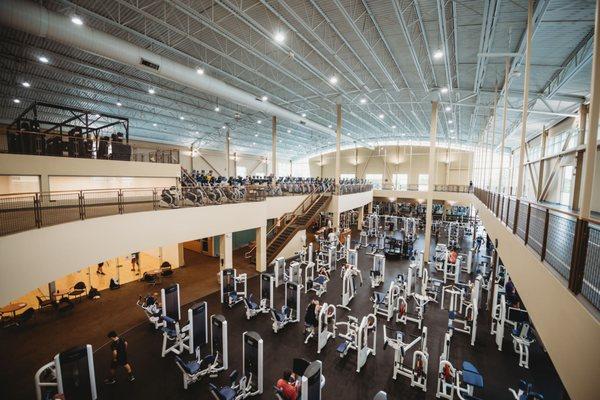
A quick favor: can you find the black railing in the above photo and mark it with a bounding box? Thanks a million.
[474,187,600,311]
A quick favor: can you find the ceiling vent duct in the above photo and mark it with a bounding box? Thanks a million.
[140,58,159,71]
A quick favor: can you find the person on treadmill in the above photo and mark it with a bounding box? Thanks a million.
[104,331,135,384]
[276,369,300,400]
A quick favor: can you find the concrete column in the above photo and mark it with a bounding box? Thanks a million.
[335,103,342,194]
[488,87,498,190]
[255,225,267,272]
[580,1,600,219]
[332,212,340,232]
[572,104,588,209]
[482,131,488,188]
[367,202,373,214]
[272,116,277,177]
[536,128,548,201]
[499,57,509,194]
[40,174,50,192]
[225,128,231,177]
[357,206,364,230]
[178,243,185,267]
[383,146,389,189]
[516,0,534,198]
[424,101,439,262]
[219,233,232,270]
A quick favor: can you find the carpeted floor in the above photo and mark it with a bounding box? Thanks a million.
[0,229,563,399]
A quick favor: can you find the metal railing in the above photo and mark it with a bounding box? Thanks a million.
[1,128,180,164]
[0,185,266,237]
[474,187,600,311]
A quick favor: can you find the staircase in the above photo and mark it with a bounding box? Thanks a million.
[246,191,331,263]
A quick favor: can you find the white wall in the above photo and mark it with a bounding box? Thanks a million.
[48,176,176,192]
[309,145,473,187]
[328,191,374,214]
[0,175,40,194]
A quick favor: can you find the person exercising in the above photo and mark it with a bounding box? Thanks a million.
[448,248,458,264]
[130,252,140,274]
[276,369,300,400]
[304,299,320,340]
[104,331,135,384]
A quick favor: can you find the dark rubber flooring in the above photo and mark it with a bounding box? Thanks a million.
[1,231,563,399]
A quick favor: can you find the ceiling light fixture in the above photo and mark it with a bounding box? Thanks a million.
[152,123,157,127]
[38,56,49,63]
[391,125,396,129]
[274,32,285,43]
[214,106,220,112]
[71,16,83,25]
[261,95,268,101]
[287,129,291,133]
[433,50,444,59]
[378,114,384,119]
[116,102,122,107]
[196,68,204,75]
[445,106,451,112]
[222,126,226,129]
[360,98,367,104]
[13,99,20,104]
[448,120,453,124]
[301,113,306,117]
[329,76,338,84]
[254,134,258,137]
[440,87,448,94]
[328,124,332,128]
[257,120,262,124]
[179,116,185,120]
[22,82,31,88]
[148,88,155,94]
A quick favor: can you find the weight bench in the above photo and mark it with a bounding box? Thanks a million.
[175,351,219,389]
[336,341,351,357]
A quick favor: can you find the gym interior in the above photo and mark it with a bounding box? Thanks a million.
[0,1,599,399]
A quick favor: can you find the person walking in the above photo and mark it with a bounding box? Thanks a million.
[104,331,135,384]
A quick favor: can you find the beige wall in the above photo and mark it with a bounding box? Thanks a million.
[0,175,40,194]
[308,145,472,187]
[48,176,176,192]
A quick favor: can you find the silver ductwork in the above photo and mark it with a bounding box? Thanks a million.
[0,0,335,137]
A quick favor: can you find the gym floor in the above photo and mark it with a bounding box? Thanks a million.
[0,229,564,399]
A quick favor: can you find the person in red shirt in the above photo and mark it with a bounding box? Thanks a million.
[448,248,458,264]
[276,369,300,400]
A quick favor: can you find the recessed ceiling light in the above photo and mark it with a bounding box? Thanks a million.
[196,68,204,75]
[13,99,20,104]
[301,113,306,117]
[254,134,258,137]
[328,124,332,128]
[148,88,155,94]
[378,114,384,119]
[116,102,122,107]
[222,125,226,129]
[38,56,49,63]
[433,50,444,59]
[440,87,448,94]
[22,82,31,88]
[152,123,157,127]
[329,76,338,84]
[392,125,396,129]
[274,32,285,43]
[71,16,83,25]
[179,116,185,120]
[261,95,268,101]
[257,120,262,124]
[448,120,453,124]
[287,129,291,133]
[214,106,220,112]
[445,106,451,112]
[360,98,367,104]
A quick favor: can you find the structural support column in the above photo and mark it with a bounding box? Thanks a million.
[271,116,277,177]
[357,206,364,230]
[516,0,534,198]
[255,225,267,272]
[580,4,600,219]
[498,57,509,193]
[178,243,185,267]
[572,104,588,209]
[219,233,232,270]
[335,103,342,195]
[225,128,231,177]
[536,128,548,201]
[424,101,439,262]
[488,87,498,190]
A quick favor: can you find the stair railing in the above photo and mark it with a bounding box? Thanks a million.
[244,189,323,259]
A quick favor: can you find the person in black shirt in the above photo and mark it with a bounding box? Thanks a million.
[104,331,135,384]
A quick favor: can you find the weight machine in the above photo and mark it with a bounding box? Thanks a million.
[370,254,385,288]
[244,273,274,320]
[436,331,484,399]
[372,281,402,321]
[273,257,287,288]
[335,314,377,373]
[317,303,337,354]
[271,281,301,333]
[35,345,97,400]
[304,262,328,297]
[220,268,247,308]
[338,258,363,311]
[383,326,428,392]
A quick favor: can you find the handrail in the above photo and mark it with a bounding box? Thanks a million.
[244,188,322,258]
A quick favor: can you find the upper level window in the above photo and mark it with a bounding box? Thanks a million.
[418,174,429,191]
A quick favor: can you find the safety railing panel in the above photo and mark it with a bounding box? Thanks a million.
[545,213,576,280]
[527,206,546,256]
[38,192,81,229]
[582,224,600,309]
[507,198,516,230]
[517,202,528,240]
[0,194,39,236]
